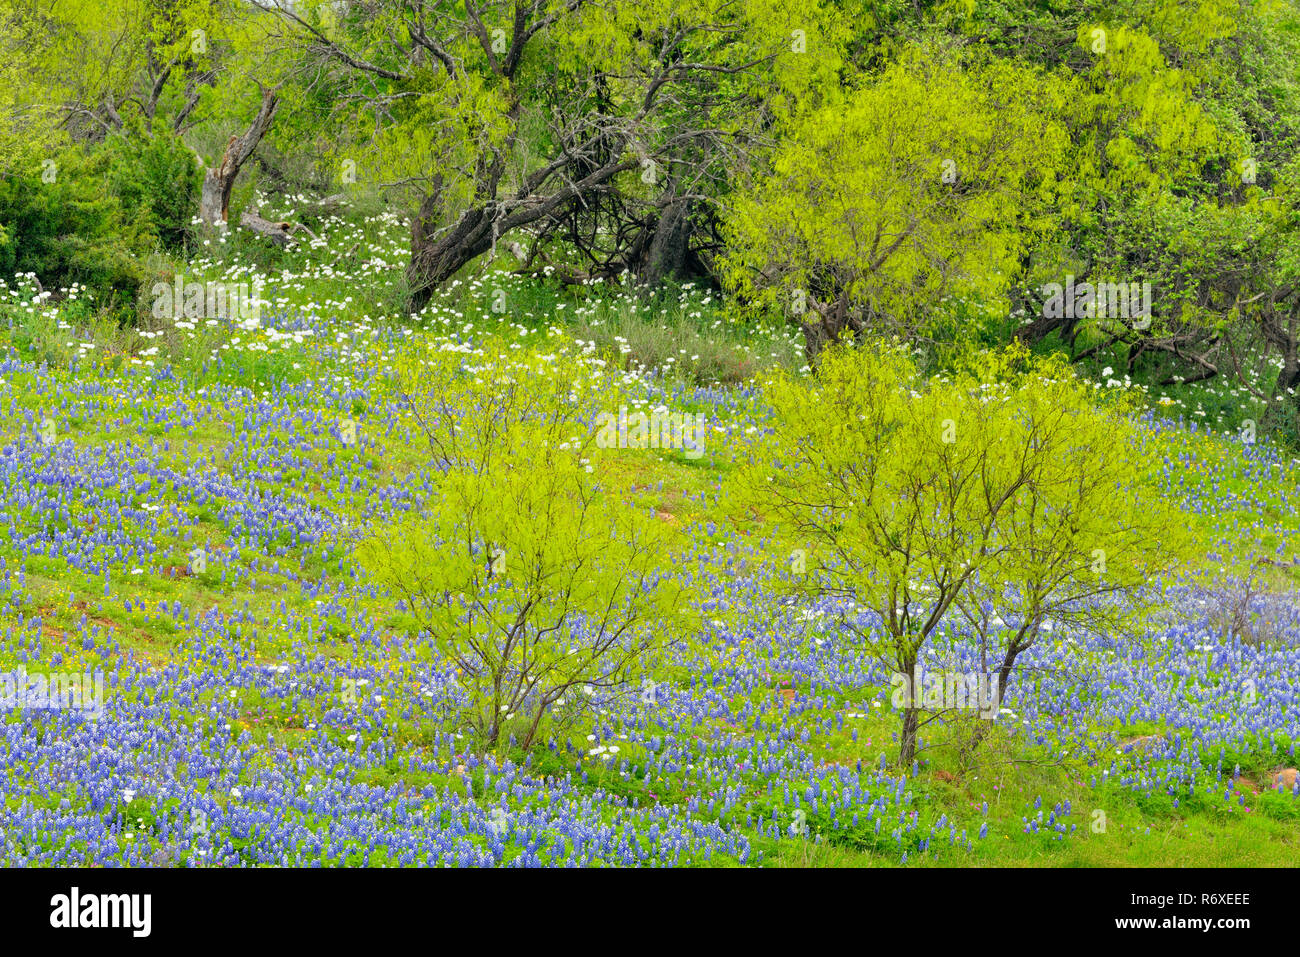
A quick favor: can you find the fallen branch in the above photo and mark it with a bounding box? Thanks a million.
[239,211,294,246]
[289,221,321,244]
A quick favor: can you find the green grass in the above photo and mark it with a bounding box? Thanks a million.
[2,223,1298,867]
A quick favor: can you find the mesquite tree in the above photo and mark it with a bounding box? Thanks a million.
[250,0,848,308]
[357,344,692,750]
[738,342,1184,766]
[722,46,1068,364]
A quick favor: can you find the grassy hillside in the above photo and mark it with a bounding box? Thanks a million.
[0,225,1296,867]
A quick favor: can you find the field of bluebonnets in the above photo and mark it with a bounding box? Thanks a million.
[0,210,1297,868]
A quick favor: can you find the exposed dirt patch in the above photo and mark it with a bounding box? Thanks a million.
[1120,734,1163,754]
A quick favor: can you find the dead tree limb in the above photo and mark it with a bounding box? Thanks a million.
[199,84,280,227]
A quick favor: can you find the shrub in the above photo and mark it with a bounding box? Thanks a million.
[357,344,692,750]
[737,340,1188,765]
[0,136,200,320]
[104,134,202,253]
[0,150,143,317]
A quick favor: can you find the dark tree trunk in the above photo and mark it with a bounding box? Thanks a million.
[1277,341,1300,397]
[900,704,920,767]
[199,85,279,227]
[1278,353,1300,435]
[405,156,637,312]
[407,205,495,312]
[639,197,692,287]
[896,650,921,766]
[995,653,1016,712]
[800,293,862,366]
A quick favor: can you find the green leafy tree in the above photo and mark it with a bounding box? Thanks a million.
[358,345,692,751]
[737,341,1185,765]
[722,43,1070,363]
[947,348,1191,705]
[0,149,145,312]
[995,2,1251,373]
[251,0,849,306]
[0,1,66,171]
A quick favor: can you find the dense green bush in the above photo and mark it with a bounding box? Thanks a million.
[0,151,144,315]
[104,134,201,253]
[0,135,198,319]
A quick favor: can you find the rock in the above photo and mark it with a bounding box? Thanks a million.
[1273,768,1299,790]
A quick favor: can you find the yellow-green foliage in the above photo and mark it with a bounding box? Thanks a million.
[1068,20,1236,204]
[0,6,65,169]
[289,0,851,208]
[737,340,1190,762]
[357,345,693,751]
[721,43,1070,334]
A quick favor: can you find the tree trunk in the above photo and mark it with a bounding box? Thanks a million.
[199,85,279,227]
[995,634,1033,710]
[1277,355,1300,437]
[1277,339,1300,398]
[896,650,921,766]
[407,206,496,312]
[900,704,920,767]
[404,155,637,312]
[639,197,692,287]
[239,211,294,246]
[800,293,861,366]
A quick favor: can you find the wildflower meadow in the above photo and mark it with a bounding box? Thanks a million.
[2,0,1298,941]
